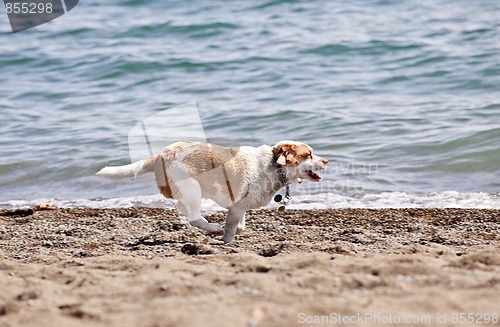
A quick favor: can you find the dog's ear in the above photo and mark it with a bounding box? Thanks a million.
[274,143,298,165]
[276,153,287,165]
[275,142,314,166]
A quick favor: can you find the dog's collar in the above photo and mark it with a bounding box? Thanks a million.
[272,148,291,211]
[272,148,288,187]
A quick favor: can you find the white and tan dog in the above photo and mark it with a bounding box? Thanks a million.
[97,140,328,243]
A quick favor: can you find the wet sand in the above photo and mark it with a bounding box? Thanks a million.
[0,208,499,326]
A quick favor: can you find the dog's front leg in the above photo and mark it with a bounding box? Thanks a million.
[221,208,245,244]
[236,213,246,234]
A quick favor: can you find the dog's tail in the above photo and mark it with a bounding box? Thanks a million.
[96,157,156,180]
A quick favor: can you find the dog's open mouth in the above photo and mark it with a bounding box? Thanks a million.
[306,170,321,181]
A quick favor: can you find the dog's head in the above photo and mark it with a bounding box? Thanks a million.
[273,140,328,183]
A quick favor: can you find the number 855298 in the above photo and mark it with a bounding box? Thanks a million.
[5,2,53,14]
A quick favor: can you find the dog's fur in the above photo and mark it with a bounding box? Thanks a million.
[97,140,327,243]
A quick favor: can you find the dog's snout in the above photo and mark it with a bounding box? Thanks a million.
[321,157,328,165]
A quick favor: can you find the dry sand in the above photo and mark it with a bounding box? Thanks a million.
[0,208,499,327]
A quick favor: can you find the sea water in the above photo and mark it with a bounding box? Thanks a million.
[1,0,499,209]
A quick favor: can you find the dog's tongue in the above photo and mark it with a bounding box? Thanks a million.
[307,170,321,180]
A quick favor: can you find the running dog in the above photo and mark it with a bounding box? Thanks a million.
[97,140,328,243]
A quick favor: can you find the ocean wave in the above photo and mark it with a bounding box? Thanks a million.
[1,0,500,203]
[2,192,499,211]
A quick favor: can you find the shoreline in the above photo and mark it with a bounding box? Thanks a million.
[1,191,500,211]
[1,208,499,326]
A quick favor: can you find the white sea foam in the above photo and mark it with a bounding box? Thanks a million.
[1,191,499,210]
[284,191,500,209]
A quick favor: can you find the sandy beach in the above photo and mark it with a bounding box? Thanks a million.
[0,208,499,327]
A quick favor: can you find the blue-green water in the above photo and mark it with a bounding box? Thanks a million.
[1,0,500,208]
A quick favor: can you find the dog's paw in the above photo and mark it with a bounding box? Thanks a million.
[204,223,223,235]
[209,228,224,236]
[189,219,226,239]
[221,233,235,244]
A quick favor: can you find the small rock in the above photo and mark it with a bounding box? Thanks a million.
[181,243,213,255]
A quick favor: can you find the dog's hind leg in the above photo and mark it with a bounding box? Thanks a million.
[176,178,222,234]
[174,200,191,225]
[175,200,189,216]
